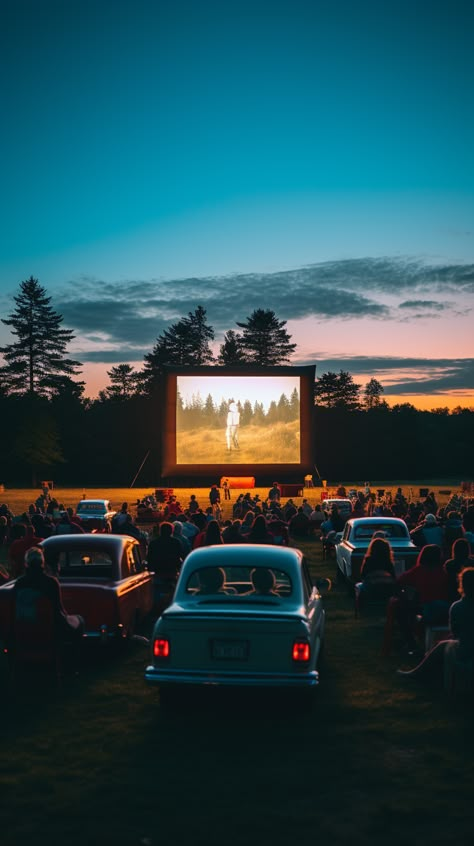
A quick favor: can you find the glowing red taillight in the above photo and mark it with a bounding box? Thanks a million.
[292,640,310,662]
[153,638,170,658]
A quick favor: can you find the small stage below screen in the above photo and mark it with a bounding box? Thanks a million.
[220,476,255,489]
[279,484,304,497]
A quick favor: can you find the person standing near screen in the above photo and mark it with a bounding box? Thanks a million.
[226,401,240,451]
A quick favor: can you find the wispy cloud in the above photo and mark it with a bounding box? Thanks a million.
[298,355,474,394]
[398,299,446,311]
[54,257,474,352]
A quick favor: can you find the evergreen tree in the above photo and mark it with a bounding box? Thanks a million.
[217,330,246,365]
[100,364,141,401]
[143,305,215,389]
[0,276,82,396]
[363,377,386,409]
[240,399,254,425]
[290,387,300,419]
[315,371,361,410]
[236,309,296,365]
[253,401,265,424]
[277,393,291,421]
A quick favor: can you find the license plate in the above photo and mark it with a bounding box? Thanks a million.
[211,639,249,660]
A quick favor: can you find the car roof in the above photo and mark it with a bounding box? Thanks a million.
[77,499,111,507]
[346,517,407,527]
[41,534,136,552]
[179,544,303,576]
[323,498,353,506]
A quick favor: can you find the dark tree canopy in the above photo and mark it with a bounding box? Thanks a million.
[143,305,215,389]
[315,370,361,410]
[0,276,82,397]
[236,309,297,365]
[363,377,386,409]
[217,330,247,365]
[100,364,141,401]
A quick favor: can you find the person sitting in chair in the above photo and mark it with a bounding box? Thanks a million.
[13,546,84,641]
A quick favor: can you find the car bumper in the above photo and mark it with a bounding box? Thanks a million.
[145,666,319,688]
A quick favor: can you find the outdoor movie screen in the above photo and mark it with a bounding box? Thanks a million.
[176,374,301,465]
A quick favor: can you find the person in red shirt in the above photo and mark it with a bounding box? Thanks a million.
[396,544,450,651]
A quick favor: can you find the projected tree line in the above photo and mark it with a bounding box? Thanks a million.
[177,388,300,431]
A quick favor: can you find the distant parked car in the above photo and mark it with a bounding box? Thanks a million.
[322,498,353,517]
[145,544,330,696]
[0,534,154,645]
[76,499,116,531]
[335,517,419,582]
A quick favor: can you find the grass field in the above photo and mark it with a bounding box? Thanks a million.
[1,502,474,845]
[176,419,300,464]
[0,481,464,522]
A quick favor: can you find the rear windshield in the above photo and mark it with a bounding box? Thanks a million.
[77,502,107,513]
[185,565,292,600]
[44,548,113,578]
[353,523,407,540]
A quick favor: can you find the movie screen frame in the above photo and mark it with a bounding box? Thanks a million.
[160,365,315,480]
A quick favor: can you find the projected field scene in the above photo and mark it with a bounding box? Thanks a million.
[176,375,301,465]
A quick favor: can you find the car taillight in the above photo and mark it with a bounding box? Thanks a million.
[292,640,310,662]
[153,638,170,658]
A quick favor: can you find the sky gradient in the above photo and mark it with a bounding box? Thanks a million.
[1,0,473,407]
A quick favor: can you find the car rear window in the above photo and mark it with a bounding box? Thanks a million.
[44,549,114,578]
[185,565,293,599]
[353,523,407,540]
[77,502,107,513]
[325,500,351,509]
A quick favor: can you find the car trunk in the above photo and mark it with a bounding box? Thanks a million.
[156,609,309,674]
[60,581,119,631]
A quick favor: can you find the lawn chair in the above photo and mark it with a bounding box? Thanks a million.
[9,591,62,688]
[354,576,397,619]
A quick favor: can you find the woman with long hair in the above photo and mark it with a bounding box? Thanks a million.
[203,519,223,546]
[360,537,396,580]
[246,514,274,545]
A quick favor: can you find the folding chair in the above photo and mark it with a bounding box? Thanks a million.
[9,592,62,688]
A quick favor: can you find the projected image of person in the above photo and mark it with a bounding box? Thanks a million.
[175,374,303,465]
[226,400,240,452]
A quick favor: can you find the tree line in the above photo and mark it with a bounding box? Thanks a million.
[0,276,472,484]
[177,389,300,431]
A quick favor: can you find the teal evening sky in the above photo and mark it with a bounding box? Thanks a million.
[1,0,473,403]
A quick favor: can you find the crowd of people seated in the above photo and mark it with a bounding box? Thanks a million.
[1,481,474,696]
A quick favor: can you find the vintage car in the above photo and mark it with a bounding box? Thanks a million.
[335,517,419,582]
[145,544,329,694]
[0,534,154,643]
[321,498,353,517]
[76,499,116,530]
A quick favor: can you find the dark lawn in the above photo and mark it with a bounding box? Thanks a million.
[1,539,474,846]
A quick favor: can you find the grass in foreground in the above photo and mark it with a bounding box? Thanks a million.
[1,539,474,846]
